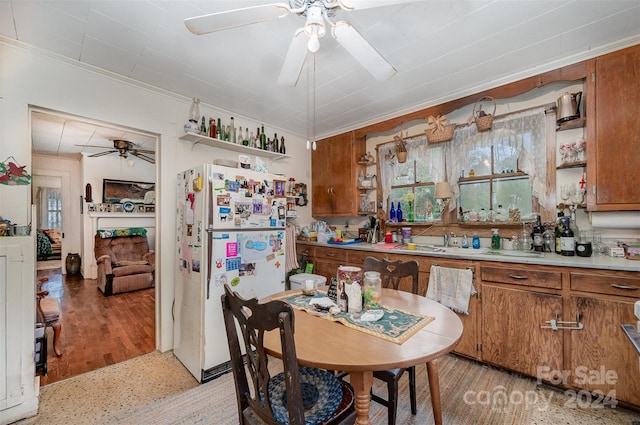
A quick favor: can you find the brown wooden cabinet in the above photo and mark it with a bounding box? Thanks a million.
[481,284,563,377]
[480,264,564,377]
[568,271,640,406]
[295,242,640,408]
[588,44,640,210]
[309,246,346,282]
[312,132,364,216]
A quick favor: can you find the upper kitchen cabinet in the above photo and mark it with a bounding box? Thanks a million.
[312,132,365,216]
[587,45,640,211]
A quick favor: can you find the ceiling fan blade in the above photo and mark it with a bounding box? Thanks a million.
[131,152,155,164]
[133,148,155,154]
[75,144,113,149]
[88,150,118,158]
[277,28,309,87]
[332,21,396,81]
[185,3,291,35]
[338,0,422,11]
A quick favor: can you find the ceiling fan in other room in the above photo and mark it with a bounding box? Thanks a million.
[185,0,420,87]
[76,139,155,164]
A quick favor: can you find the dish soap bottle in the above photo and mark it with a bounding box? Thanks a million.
[472,233,481,249]
[491,228,500,250]
[461,232,469,248]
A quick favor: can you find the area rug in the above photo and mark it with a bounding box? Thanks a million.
[119,355,539,425]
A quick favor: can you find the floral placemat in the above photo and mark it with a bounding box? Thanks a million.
[276,291,434,344]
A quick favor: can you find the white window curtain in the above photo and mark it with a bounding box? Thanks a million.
[379,107,547,215]
[37,187,62,229]
[378,134,446,204]
[446,107,548,212]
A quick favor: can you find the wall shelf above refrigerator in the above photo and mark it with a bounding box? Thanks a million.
[179,133,290,160]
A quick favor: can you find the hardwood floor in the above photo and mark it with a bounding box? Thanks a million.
[36,268,155,386]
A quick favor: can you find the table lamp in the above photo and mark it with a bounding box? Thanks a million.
[435,182,453,221]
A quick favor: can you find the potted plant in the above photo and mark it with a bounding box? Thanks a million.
[394,135,407,163]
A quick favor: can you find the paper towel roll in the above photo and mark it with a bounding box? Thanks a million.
[589,211,640,229]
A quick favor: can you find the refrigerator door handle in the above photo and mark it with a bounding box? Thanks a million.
[206,180,214,300]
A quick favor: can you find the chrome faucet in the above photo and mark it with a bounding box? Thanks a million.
[444,231,456,247]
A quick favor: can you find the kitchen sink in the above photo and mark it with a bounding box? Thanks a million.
[487,249,545,258]
[443,247,490,255]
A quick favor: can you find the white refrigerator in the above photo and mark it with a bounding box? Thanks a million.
[174,164,287,382]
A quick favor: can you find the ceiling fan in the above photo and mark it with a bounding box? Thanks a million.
[185,0,420,87]
[76,139,155,164]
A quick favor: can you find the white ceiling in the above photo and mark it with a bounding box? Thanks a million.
[4,0,640,157]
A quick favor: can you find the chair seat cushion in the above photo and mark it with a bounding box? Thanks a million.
[373,368,403,380]
[268,366,346,425]
[116,260,149,266]
[112,264,153,276]
[40,297,60,321]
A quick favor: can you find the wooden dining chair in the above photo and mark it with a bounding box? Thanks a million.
[36,277,62,357]
[221,284,356,425]
[363,256,419,425]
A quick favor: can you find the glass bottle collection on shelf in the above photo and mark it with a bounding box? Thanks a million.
[185,98,286,154]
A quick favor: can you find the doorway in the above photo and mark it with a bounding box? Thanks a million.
[30,108,159,385]
[33,176,63,271]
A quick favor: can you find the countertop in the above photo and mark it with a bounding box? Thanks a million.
[297,240,640,272]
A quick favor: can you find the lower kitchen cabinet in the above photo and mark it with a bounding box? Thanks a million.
[295,242,640,408]
[481,284,564,377]
[568,295,640,407]
[311,246,347,282]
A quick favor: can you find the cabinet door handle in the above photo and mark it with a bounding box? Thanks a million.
[508,274,529,280]
[326,252,335,257]
[610,284,639,291]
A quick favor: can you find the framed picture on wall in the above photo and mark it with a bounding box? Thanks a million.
[102,179,155,204]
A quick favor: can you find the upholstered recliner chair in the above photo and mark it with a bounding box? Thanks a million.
[94,230,155,296]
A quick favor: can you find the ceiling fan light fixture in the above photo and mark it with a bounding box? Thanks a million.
[304,5,326,53]
[307,32,320,52]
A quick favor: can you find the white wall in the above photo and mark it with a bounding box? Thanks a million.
[1,38,312,421]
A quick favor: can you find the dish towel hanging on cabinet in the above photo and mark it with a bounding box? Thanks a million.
[426,265,476,314]
[285,223,299,273]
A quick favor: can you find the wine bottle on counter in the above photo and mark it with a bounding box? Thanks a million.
[555,212,565,254]
[397,202,403,222]
[217,118,222,140]
[339,283,349,312]
[560,217,575,256]
[389,202,396,223]
[532,213,545,252]
[200,116,206,134]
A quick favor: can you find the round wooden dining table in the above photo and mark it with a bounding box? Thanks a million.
[262,287,463,425]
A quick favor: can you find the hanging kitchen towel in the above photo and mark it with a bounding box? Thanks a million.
[426,265,476,314]
[285,223,299,273]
